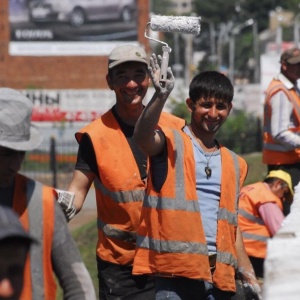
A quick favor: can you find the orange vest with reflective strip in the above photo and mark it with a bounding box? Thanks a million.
[76,110,185,265]
[133,128,248,292]
[238,182,283,258]
[263,79,300,164]
[13,174,56,300]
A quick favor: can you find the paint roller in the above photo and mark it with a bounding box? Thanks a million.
[145,15,201,84]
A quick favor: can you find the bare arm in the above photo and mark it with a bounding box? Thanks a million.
[134,53,175,156]
[235,226,262,298]
[68,169,95,213]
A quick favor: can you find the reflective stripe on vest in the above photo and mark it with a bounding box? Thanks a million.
[242,232,268,242]
[97,218,137,242]
[94,177,144,204]
[15,175,56,300]
[95,177,142,241]
[239,208,265,225]
[27,180,45,300]
[265,82,300,124]
[216,149,240,269]
[231,149,240,213]
[264,81,300,152]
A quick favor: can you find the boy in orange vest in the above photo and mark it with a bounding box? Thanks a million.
[133,54,262,299]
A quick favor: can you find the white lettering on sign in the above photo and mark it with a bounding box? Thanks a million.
[15,29,53,40]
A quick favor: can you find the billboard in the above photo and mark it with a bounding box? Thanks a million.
[24,89,113,122]
[9,0,138,56]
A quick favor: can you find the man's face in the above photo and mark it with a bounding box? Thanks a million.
[0,146,25,188]
[106,61,150,106]
[187,97,232,135]
[0,240,29,299]
[283,62,300,83]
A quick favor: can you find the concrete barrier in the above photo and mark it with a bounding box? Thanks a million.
[263,183,300,299]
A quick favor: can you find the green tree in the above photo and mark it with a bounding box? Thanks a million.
[151,0,174,15]
[216,109,262,154]
[193,0,300,80]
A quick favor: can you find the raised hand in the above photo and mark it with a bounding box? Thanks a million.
[148,53,174,97]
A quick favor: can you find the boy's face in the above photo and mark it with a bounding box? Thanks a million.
[106,61,150,107]
[0,146,25,188]
[187,97,232,135]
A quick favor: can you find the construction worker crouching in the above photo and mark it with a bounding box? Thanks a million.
[238,170,294,280]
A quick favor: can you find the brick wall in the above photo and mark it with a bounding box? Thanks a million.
[0,0,149,89]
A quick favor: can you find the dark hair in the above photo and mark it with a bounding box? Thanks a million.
[264,177,277,184]
[189,71,234,104]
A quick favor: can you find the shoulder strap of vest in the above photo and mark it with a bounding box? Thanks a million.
[26,179,45,299]
[267,80,300,124]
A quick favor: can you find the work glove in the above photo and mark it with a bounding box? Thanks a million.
[63,205,77,222]
[56,190,76,222]
[234,271,262,300]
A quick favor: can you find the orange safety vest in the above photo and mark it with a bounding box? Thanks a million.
[238,182,283,259]
[13,174,56,300]
[132,128,248,292]
[263,79,300,164]
[75,109,185,265]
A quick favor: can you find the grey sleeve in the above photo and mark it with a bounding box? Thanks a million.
[51,201,96,300]
[270,91,300,149]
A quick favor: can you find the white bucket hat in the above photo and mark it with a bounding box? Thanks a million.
[0,88,42,151]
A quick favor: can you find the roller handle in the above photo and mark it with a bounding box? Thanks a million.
[159,46,172,84]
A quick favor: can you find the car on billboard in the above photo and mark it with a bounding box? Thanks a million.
[28,0,137,27]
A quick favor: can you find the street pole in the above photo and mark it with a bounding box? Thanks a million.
[294,13,300,47]
[228,19,254,84]
[229,35,235,83]
[253,20,260,83]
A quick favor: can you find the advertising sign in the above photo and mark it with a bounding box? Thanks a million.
[9,0,138,55]
[24,89,115,122]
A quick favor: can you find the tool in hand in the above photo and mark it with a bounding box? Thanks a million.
[144,15,201,84]
[56,189,75,210]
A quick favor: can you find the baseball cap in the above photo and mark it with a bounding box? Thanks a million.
[280,47,300,65]
[266,170,294,196]
[0,88,42,151]
[108,45,148,69]
[0,205,36,244]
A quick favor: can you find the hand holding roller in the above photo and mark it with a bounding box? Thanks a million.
[145,15,201,84]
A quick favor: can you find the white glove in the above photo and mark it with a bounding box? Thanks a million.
[56,190,76,222]
[63,205,77,222]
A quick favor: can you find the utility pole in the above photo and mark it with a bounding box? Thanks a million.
[228,19,254,83]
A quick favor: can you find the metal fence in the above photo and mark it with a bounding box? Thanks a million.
[21,137,78,190]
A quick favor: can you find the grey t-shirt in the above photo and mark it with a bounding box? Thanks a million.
[183,126,221,254]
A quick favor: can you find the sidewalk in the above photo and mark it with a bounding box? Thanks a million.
[68,188,97,231]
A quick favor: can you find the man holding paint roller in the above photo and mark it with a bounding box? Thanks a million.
[64,44,185,299]
[132,55,262,299]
